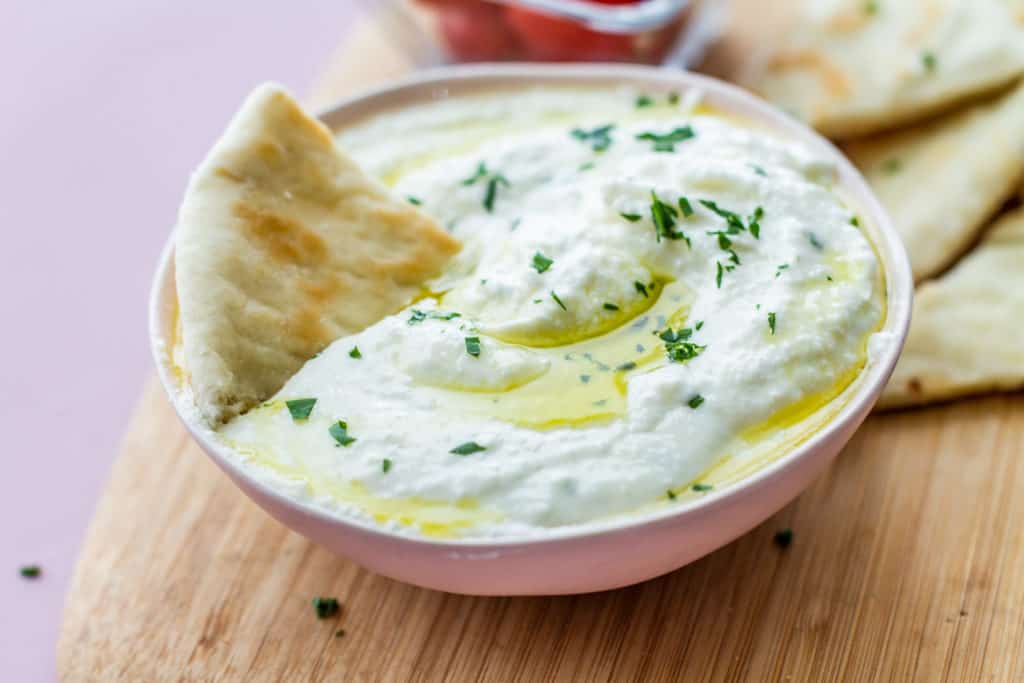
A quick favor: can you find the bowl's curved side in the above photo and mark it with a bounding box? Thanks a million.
[149,64,913,595]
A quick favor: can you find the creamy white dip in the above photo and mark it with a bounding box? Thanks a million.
[220,87,885,539]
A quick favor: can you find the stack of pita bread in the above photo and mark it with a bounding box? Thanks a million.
[739,0,1024,410]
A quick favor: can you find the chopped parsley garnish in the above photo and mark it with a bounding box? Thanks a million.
[774,528,793,548]
[328,421,356,447]
[550,290,567,311]
[688,394,705,409]
[750,164,767,177]
[603,302,620,311]
[922,51,937,72]
[692,483,713,492]
[850,215,861,227]
[286,398,317,421]
[666,489,678,501]
[312,597,340,619]
[807,232,825,251]
[748,206,764,239]
[620,212,643,223]
[450,441,486,456]
[19,565,41,579]
[768,312,777,335]
[659,328,706,363]
[461,161,508,212]
[483,174,509,212]
[668,92,680,105]
[635,280,649,298]
[635,94,654,108]
[408,309,461,325]
[461,162,488,186]
[826,275,834,282]
[531,251,554,273]
[382,458,392,473]
[635,125,696,152]
[775,264,790,278]
[580,374,591,384]
[570,124,615,152]
[579,161,596,172]
[715,261,724,288]
[882,157,903,174]
[650,191,690,244]
[465,336,481,357]
[695,320,704,330]
[678,196,694,217]
[348,346,362,359]
[406,196,422,206]
[615,361,637,372]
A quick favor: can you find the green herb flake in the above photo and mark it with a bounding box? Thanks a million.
[699,199,746,233]
[688,394,705,409]
[635,94,655,108]
[615,361,637,372]
[668,92,680,105]
[666,489,678,501]
[678,196,694,217]
[850,215,861,227]
[636,126,696,152]
[406,196,422,206]
[620,212,643,223]
[579,161,596,172]
[768,312,777,335]
[603,302,620,311]
[408,309,461,325]
[531,251,554,273]
[864,0,879,15]
[570,124,615,152]
[312,597,341,619]
[550,290,567,311]
[922,51,937,72]
[382,458,392,473]
[750,164,767,177]
[348,346,362,359]
[716,261,724,288]
[465,336,482,357]
[286,398,317,421]
[450,441,487,456]
[660,328,706,363]
[807,232,825,251]
[650,191,689,244]
[775,264,789,278]
[635,280,649,298]
[692,483,713,492]
[695,320,704,330]
[580,374,591,384]
[774,528,793,548]
[328,421,356,447]
[19,565,41,579]
[483,174,509,213]
[748,206,764,239]
[461,161,488,186]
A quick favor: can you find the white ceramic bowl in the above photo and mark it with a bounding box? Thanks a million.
[150,64,912,595]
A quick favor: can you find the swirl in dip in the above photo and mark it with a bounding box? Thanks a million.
[220,87,886,539]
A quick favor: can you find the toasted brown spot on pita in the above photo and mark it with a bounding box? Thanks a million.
[768,50,851,99]
[236,203,328,267]
[908,378,923,394]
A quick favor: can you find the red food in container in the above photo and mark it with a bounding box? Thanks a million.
[412,0,693,65]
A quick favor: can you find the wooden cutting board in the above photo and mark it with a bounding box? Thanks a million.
[57,7,1024,682]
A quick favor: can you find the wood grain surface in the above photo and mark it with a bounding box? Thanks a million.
[57,5,1024,681]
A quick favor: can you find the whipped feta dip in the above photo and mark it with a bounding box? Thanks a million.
[220,87,886,539]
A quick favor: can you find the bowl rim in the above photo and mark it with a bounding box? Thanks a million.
[151,62,913,550]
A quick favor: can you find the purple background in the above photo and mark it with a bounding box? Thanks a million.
[1,2,359,679]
